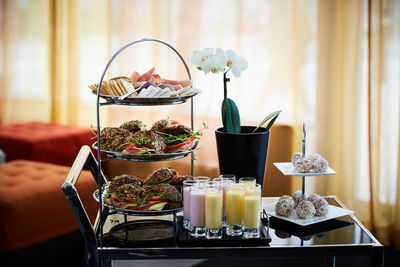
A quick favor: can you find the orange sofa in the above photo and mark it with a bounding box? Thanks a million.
[0,122,94,166]
[0,160,98,266]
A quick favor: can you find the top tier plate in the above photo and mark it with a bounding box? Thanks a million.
[96,92,198,106]
[273,162,337,177]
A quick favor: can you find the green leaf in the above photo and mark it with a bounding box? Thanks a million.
[252,110,282,133]
[265,113,279,131]
[222,98,241,134]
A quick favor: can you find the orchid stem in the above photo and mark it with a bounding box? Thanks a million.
[223,71,230,100]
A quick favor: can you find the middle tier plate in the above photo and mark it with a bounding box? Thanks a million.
[92,141,202,162]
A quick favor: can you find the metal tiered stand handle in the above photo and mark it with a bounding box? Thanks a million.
[95,38,194,248]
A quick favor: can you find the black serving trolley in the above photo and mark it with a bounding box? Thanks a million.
[62,39,384,267]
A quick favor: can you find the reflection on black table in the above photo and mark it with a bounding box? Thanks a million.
[267,198,374,246]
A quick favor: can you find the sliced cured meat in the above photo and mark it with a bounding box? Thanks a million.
[161,79,193,88]
[137,67,155,82]
[129,71,141,83]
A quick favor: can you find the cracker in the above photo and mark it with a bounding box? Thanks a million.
[107,81,118,96]
[111,80,123,96]
[115,79,127,94]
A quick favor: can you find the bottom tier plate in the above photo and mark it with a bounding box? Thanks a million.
[263,202,355,226]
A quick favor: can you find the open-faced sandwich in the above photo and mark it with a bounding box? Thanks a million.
[103,168,194,211]
[97,118,206,155]
[151,119,200,153]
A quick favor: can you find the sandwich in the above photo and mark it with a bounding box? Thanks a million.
[151,119,199,152]
[104,169,184,211]
[124,130,166,154]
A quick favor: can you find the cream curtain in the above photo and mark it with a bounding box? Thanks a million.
[0,0,399,246]
[313,0,400,247]
[367,0,400,246]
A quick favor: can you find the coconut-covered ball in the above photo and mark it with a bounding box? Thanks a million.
[312,158,329,173]
[296,200,316,219]
[313,197,329,216]
[306,193,321,204]
[307,154,322,164]
[291,152,303,165]
[294,158,312,173]
[275,195,294,217]
[292,190,306,207]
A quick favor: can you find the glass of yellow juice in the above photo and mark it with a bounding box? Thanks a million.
[226,183,245,236]
[243,185,261,238]
[205,188,223,239]
[239,177,257,188]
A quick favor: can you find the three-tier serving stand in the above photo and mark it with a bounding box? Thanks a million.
[93,38,198,251]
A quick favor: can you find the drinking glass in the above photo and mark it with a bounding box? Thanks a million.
[219,174,236,183]
[239,177,256,188]
[213,177,234,226]
[225,183,245,236]
[183,180,199,230]
[205,187,223,239]
[189,187,206,237]
[243,185,261,238]
[244,183,261,196]
[194,176,211,183]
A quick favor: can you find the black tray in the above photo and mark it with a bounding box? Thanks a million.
[176,216,271,247]
[107,219,175,247]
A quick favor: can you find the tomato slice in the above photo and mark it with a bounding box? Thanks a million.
[125,144,147,153]
[107,193,134,207]
[169,120,181,125]
[164,136,195,151]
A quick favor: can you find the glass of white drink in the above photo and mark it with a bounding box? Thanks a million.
[183,180,199,230]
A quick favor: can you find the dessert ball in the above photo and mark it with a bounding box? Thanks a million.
[306,193,322,204]
[313,197,329,216]
[292,190,306,207]
[291,152,303,165]
[312,158,328,173]
[275,195,294,217]
[307,153,321,164]
[294,158,312,173]
[296,200,316,219]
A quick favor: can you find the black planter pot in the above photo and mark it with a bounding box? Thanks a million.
[215,126,270,187]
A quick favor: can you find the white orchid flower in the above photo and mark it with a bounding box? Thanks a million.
[225,49,248,77]
[200,55,226,74]
[190,48,214,71]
